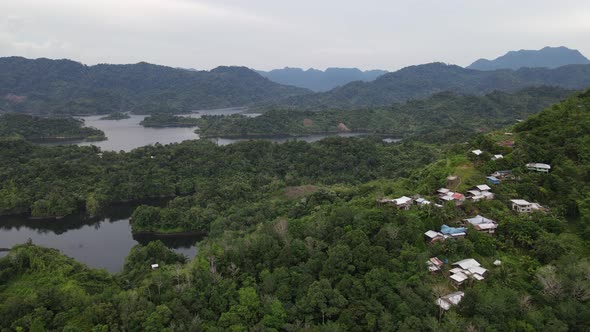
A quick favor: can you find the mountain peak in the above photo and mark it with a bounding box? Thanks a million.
[467,46,590,70]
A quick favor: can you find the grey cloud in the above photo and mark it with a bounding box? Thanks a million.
[0,0,589,70]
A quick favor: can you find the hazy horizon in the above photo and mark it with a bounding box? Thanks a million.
[1,0,589,71]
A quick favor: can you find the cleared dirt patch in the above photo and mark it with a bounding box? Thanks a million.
[284,185,319,199]
[338,122,351,132]
[5,94,27,103]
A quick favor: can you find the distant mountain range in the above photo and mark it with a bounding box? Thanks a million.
[0,57,310,115]
[468,46,590,70]
[3,53,590,116]
[256,67,387,92]
[268,62,590,110]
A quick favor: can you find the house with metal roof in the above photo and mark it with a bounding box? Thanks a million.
[466,185,494,201]
[392,196,413,209]
[436,291,465,311]
[437,188,466,206]
[491,154,503,161]
[440,225,467,238]
[424,230,445,244]
[486,176,501,185]
[526,163,551,173]
[427,257,444,272]
[463,215,498,234]
[449,259,487,285]
[510,199,543,213]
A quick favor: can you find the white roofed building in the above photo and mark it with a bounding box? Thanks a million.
[511,199,533,213]
[492,154,503,161]
[453,258,481,270]
[463,215,498,234]
[449,259,487,285]
[424,230,444,244]
[466,185,494,201]
[475,184,491,191]
[450,272,469,285]
[415,197,432,206]
[392,196,413,209]
[526,163,551,173]
[436,291,465,311]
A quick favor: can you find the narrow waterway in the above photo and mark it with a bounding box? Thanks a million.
[0,203,202,272]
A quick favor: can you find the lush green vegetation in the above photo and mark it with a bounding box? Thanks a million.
[140,114,200,127]
[0,136,437,219]
[99,112,130,120]
[197,87,572,142]
[1,90,590,331]
[0,113,105,142]
[0,57,310,116]
[269,62,590,110]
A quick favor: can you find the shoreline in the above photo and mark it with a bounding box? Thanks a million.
[133,230,206,237]
[30,136,107,144]
[141,123,198,128]
[0,195,177,220]
[197,131,401,139]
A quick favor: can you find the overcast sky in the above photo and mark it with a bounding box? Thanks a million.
[1,0,589,71]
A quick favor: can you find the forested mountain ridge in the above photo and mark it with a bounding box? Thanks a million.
[267,62,590,110]
[257,67,388,92]
[0,56,311,116]
[468,46,590,70]
[196,86,572,142]
[1,89,589,331]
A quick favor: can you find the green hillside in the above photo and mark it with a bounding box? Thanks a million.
[197,87,572,142]
[0,57,310,116]
[0,89,589,330]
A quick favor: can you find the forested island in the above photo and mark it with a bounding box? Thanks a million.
[140,113,200,127]
[0,113,105,142]
[0,89,589,330]
[99,112,130,120]
[196,87,572,142]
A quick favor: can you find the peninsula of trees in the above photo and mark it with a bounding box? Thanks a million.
[99,112,130,120]
[140,114,200,127]
[0,113,105,142]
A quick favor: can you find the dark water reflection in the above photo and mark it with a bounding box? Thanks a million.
[0,202,202,272]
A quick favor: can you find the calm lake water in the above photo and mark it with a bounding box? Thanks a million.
[8,108,399,270]
[70,108,388,151]
[212,132,370,145]
[77,107,259,151]
[0,203,202,272]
